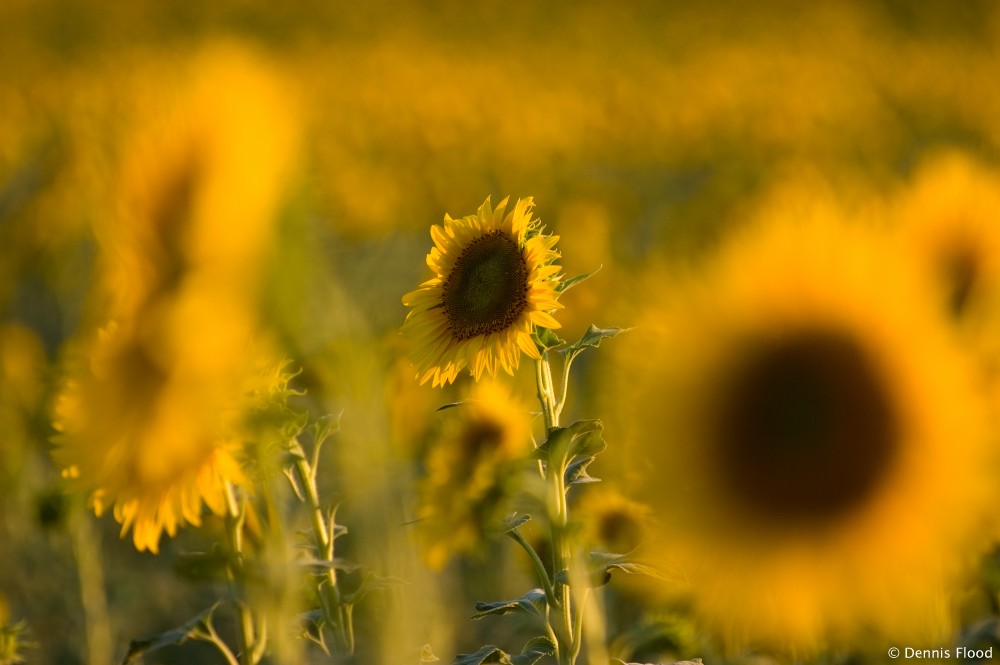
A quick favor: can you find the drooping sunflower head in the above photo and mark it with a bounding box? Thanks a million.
[613,207,998,650]
[416,379,534,568]
[402,196,562,387]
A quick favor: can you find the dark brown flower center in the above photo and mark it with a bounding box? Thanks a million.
[441,230,529,340]
[711,330,898,523]
[943,242,979,317]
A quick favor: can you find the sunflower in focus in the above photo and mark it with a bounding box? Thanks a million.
[52,44,298,553]
[402,196,562,387]
[616,209,997,650]
[416,380,533,569]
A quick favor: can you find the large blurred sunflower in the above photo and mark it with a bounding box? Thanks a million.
[52,44,298,553]
[416,380,533,569]
[616,209,997,650]
[402,196,562,387]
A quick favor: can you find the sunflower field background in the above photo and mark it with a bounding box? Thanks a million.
[4,1,1000,664]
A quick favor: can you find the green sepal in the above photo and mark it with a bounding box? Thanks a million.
[472,588,546,620]
[453,645,513,665]
[122,603,221,664]
[556,265,602,293]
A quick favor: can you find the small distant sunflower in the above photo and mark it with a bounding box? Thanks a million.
[416,380,533,568]
[402,196,562,387]
[895,152,1000,326]
[618,210,997,650]
[576,486,653,555]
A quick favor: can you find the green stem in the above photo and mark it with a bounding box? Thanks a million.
[570,588,589,662]
[192,622,241,665]
[535,349,575,665]
[223,482,257,665]
[70,504,113,665]
[554,351,578,422]
[508,528,558,609]
[288,438,351,654]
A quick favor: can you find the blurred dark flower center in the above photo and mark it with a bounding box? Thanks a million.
[944,242,978,317]
[148,153,201,302]
[460,419,506,458]
[712,329,897,522]
[442,230,528,340]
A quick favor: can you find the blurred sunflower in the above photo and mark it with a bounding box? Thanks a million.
[575,486,652,555]
[52,44,299,553]
[416,380,533,569]
[402,196,562,387]
[895,152,1000,327]
[617,210,997,649]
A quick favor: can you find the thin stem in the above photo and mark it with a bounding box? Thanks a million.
[554,351,578,422]
[193,622,241,665]
[535,348,575,665]
[224,482,257,665]
[570,587,589,663]
[288,438,351,654]
[507,528,557,609]
[70,505,113,665]
[535,356,555,431]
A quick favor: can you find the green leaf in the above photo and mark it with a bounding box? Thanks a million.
[564,456,601,486]
[452,645,513,665]
[311,411,342,445]
[299,557,364,573]
[556,265,602,293]
[561,324,631,358]
[341,570,405,605]
[122,604,220,664]
[512,637,556,665]
[555,553,672,587]
[501,513,532,533]
[535,420,606,472]
[472,589,546,620]
[532,326,566,351]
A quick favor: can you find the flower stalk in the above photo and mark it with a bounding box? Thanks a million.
[223,482,261,665]
[536,350,579,665]
[286,435,353,654]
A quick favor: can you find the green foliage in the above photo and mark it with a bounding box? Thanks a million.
[555,553,672,588]
[453,639,556,665]
[559,325,632,361]
[472,590,547,620]
[122,604,226,665]
[534,420,607,474]
[556,266,602,294]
